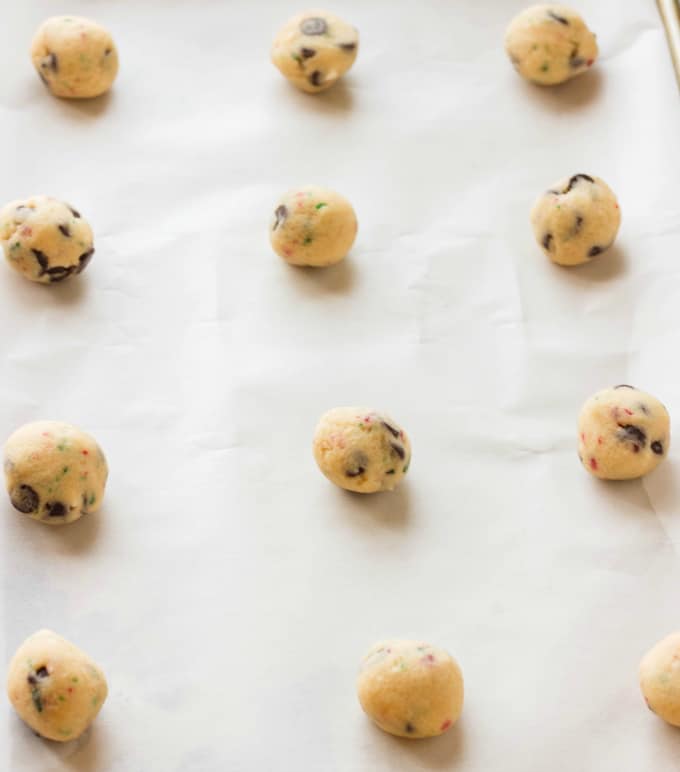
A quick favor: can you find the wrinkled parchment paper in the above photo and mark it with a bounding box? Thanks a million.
[1,1,680,769]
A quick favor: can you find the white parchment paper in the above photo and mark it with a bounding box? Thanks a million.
[1,1,680,769]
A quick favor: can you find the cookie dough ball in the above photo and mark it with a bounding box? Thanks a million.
[31,16,119,99]
[313,408,411,493]
[270,186,357,267]
[578,385,670,480]
[357,640,464,739]
[531,174,620,266]
[4,421,108,525]
[505,5,597,85]
[640,632,680,726]
[271,10,358,93]
[7,629,108,742]
[0,196,94,284]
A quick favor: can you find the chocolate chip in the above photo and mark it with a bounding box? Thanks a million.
[35,666,48,679]
[390,442,406,460]
[614,384,635,389]
[574,215,583,233]
[32,249,49,274]
[27,675,37,685]
[339,42,356,52]
[618,424,647,447]
[652,441,664,455]
[382,421,400,438]
[42,53,58,73]
[405,722,415,733]
[547,10,569,24]
[69,206,81,219]
[76,248,94,273]
[58,224,71,237]
[638,403,650,415]
[309,70,322,87]
[564,174,594,193]
[300,47,316,59]
[45,501,66,518]
[11,484,39,514]
[386,469,395,474]
[542,233,553,250]
[300,17,327,35]
[46,266,75,282]
[273,205,288,231]
[105,48,112,55]
[588,245,604,257]
[567,42,585,68]
[346,451,369,478]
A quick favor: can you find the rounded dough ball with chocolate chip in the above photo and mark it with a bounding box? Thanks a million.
[4,421,108,525]
[7,629,108,742]
[505,5,598,85]
[270,186,357,267]
[357,640,464,739]
[0,196,94,284]
[271,9,358,93]
[531,174,620,266]
[31,16,119,99]
[578,385,670,480]
[640,631,680,726]
[313,407,411,493]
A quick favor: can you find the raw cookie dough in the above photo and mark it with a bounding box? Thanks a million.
[31,16,119,99]
[270,186,357,267]
[357,640,464,739]
[4,421,108,525]
[505,5,598,85]
[271,10,358,93]
[0,196,94,283]
[531,174,620,266]
[640,631,680,727]
[313,407,411,493]
[578,385,670,480]
[7,629,108,742]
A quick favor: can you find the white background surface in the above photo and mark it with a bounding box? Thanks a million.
[1,1,679,769]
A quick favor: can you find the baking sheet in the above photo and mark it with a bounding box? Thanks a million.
[1,1,680,769]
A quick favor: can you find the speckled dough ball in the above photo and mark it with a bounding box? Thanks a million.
[7,629,108,742]
[0,196,94,283]
[357,640,464,739]
[31,16,118,99]
[578,385,670,480]
[4,421,108,525]
[270,186,357,267]
[313,408,411,493]
[271,10,358,93]
[531,174,620,266]
[505,5,597,85]
[640,632,680,726]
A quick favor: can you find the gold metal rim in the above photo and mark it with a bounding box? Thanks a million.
[658,0,680,88]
